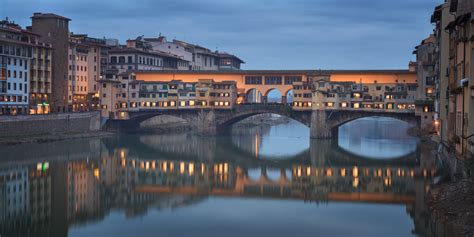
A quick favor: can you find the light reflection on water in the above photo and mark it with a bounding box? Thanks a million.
[231,120,310,159]
[0,117,440,237]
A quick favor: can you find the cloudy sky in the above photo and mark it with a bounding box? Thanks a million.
[2,0,440,70]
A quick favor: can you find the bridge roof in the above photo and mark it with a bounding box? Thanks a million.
[133,69,414,75]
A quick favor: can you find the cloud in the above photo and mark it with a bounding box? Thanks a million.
[0,0,440,69]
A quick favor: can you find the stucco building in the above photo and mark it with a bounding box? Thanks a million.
[413,35,437,131]
[0,20,34,115]
[30,13,70,113]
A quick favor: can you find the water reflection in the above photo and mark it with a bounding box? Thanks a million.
[338,117,419,159]
[232,120,310,159]
[0,128,439,237]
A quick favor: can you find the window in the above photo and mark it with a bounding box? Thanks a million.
[128,56,133,63]
[284,76,302,85]
[245,76,262,85]
[264,76,282,85]
[110,56,117,63]
[426,77,435,86]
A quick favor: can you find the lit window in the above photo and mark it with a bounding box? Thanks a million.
[353,103,360,109]
[327,102,334,107]
[341,102,347,108]
[190,100,195,106]
[180,101,186,107]
[353,93,361,99]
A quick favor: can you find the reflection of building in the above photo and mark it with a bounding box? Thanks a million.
[231,125,269,157]
[0,136,440,236]
[0,166,29,226]
[28,162,51,224]
[66,160,100,220]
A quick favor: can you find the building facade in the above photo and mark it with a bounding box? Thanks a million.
[312,77,417,113]
[446,1,474,156]
[413,35,437,131]
[68,34,108,111]
[0,20,35,115]
[29,39,52,114]
[30,13,70,113]
[143,35,244,70]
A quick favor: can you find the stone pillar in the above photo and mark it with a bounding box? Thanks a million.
[280,168,287,178]
[310,110,333,139]
[196,110,217,135]
[261,166,267,178]
[281,96,287,105]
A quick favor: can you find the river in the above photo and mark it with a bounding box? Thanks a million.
[0,117,441,237]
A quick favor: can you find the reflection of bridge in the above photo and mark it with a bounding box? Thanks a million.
[129,159,429,204]
[106,104,419,138]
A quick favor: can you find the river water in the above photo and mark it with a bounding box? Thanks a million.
[0,117,440,237]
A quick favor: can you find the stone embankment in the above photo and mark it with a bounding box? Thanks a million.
[0,111,108,145]
[427,136,474,237]
[428,178,474,237]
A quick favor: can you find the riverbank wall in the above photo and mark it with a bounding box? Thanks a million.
[0,111,101,138]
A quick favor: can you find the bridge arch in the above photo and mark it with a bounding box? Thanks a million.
[311,110,420,139]
[215,105,312,133]
[139,114,189,129]
[245,88,263,103]
[283,88,293,105]
[264,88,283,103]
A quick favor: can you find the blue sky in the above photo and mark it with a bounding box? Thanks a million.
[1,0,440,70]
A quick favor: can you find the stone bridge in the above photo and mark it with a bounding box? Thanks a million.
[105,105,420,139]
